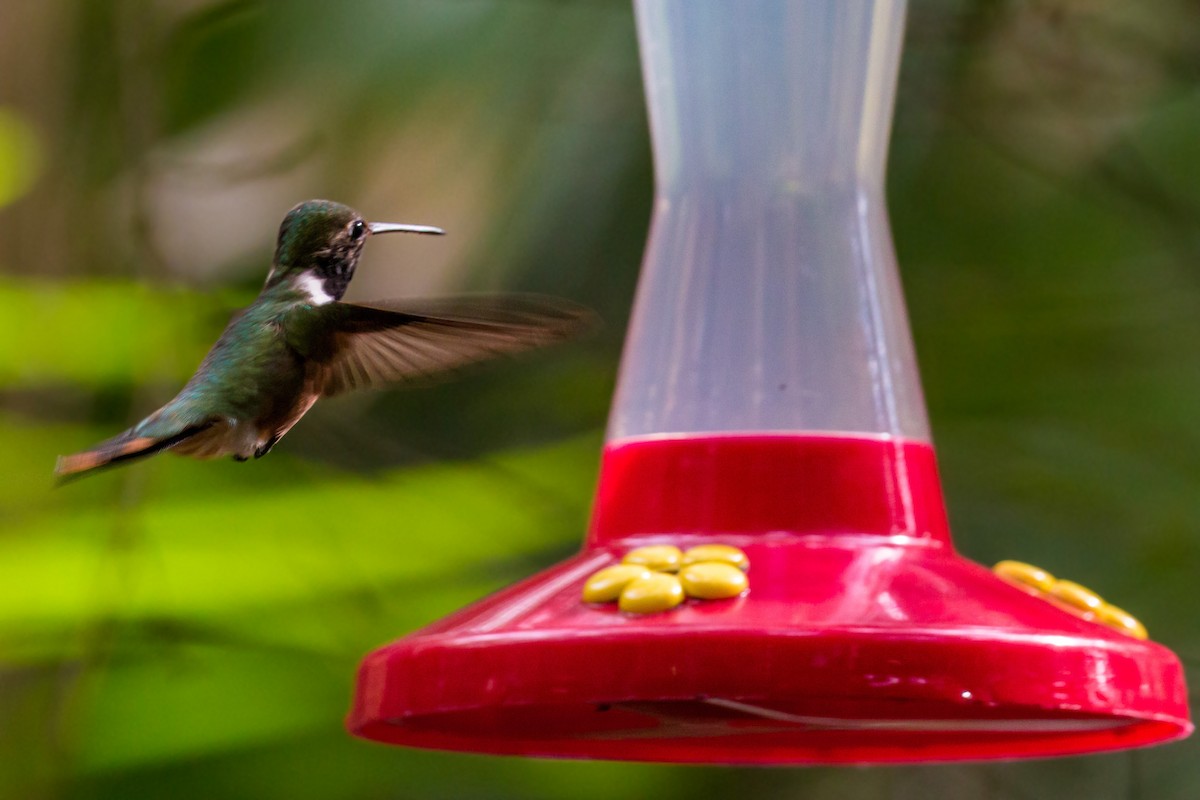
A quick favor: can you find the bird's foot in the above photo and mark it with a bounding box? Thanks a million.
[254,435,280,459]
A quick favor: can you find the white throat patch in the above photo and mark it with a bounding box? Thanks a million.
[295,273,334,305]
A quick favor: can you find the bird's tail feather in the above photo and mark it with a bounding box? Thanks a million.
[55,422,215,484]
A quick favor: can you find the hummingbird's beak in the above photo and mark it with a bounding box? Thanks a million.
[367,222,445,236]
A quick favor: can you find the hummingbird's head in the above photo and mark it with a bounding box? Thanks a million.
[266,199,443,304]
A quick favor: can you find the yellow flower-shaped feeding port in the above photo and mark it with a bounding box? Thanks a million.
[993,560,1148,640]
[583,544,750,614]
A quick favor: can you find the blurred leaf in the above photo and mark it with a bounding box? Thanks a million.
[0,431,599,651]
[162,1,269,134]
[0,278,246,389]
[0,108,43,208]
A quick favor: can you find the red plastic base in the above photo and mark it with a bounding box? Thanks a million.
[348,434,1191,763]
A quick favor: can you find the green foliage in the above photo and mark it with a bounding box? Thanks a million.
[0,108,42,208]
[162,1,270,134]
[0,279,242,387]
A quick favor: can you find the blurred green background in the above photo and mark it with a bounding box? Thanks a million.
[1,0,1198,797]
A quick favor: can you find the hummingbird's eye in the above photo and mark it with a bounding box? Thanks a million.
[350,220,366,240]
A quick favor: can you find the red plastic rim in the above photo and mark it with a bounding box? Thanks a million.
[348,435,1192,763]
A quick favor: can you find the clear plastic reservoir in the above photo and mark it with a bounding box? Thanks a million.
[592,0,934,546]
[610,0,927,442]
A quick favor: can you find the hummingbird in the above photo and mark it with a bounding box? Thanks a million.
[55,199,591,481]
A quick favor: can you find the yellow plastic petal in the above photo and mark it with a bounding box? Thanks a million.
[679,562,748,600]
[619,573,685,614]
[993,560,1055,593]
[1049,580,1103,613]
[582,565,653,603]
[622,545,684,573]
[682,544,749,571]
[1096,603,1149,640]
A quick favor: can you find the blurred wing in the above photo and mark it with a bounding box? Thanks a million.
[312,295,594,397]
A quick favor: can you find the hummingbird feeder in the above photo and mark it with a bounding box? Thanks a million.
[348,0,1190,763]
